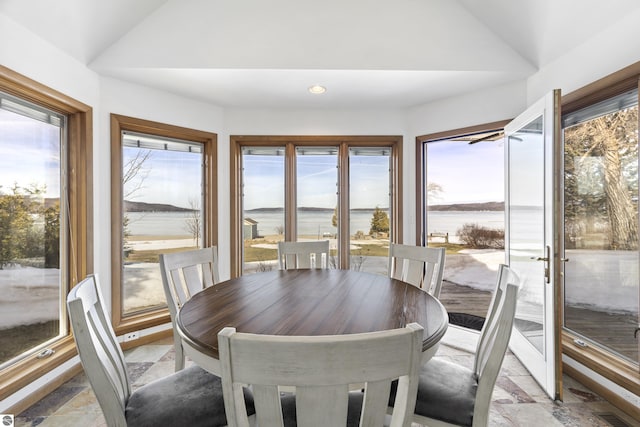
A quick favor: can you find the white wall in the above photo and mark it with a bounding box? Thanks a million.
[407,80,527,137]
[0,13,100,107]
[528,7,640,103]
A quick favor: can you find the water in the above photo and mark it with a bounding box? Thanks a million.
[126,211,195,236]
[125,210,506,237]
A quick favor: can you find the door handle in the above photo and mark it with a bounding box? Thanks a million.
[530,246,551,283]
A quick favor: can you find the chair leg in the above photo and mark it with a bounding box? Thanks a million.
[175,339,185,371]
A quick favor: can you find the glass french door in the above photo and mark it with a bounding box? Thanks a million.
[505,90,562,400]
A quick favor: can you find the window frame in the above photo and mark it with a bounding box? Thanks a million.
[230,135,402,277]
[0,65,92,401]
[110,114,217,335]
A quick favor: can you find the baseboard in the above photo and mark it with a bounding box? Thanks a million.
[120,328,172,351]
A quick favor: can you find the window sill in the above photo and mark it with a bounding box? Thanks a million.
[0,336,77,401]
[113,308,171,337]
[562,332,639,396]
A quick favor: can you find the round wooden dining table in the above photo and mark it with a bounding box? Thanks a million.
[176,269,448,374]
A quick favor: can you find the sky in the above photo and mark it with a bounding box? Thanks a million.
[243,152,391,210]
[123,147,202,209]
[426,139,504,205]
[1,105,505,210]
[0,110,61,198]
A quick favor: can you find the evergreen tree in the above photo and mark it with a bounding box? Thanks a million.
[369,206,389,235]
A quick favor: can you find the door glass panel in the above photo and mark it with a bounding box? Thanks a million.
[242,147,284,273]
[424,135,505,321]
[296,147,338,266]
[563,91,639,364]
[508,116,545,353]
[121,132,204,315]
[0,93,65,366]
[349,147,391,274]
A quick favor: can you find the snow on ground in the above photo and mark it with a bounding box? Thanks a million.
[0,265,60,329]
[444,249,505,292]
[2,246,636,330]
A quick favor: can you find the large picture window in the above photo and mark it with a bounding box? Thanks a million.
[560,65,640,400]
[0,66,92,400]
[563,89,639,365]
[231,136,401,277]
[0,92,66,367]
[111,115,217,334]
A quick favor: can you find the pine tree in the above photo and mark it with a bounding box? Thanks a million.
[369,206,389,235]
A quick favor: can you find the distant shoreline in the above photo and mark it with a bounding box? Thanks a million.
[123,200,507,213]
[246,201,505,213]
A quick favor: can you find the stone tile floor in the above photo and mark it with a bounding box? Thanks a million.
[13,337,640,426]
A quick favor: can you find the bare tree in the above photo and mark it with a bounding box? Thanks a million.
[564,107,638,250]
[123,149,153,200]
[427,182,443,203]
[121,149,153,256]
[184,198,202,247]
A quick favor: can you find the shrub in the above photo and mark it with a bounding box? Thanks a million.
[457,223,504,249]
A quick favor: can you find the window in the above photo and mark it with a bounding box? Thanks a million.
[349,147,392,272]
[0,65,91,399]
[111,115,217,334]
[231,136,401,277]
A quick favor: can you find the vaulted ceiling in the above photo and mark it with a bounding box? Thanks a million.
[2,0,639,108]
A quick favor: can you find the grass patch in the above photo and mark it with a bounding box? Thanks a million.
[427,242,468,255]
[0,320,59,364]
[125,246,197,263]
[350,244,389,257]
[244,245,278,263]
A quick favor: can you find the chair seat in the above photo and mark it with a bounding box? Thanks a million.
[126,365,255,427]
[280,391,364,427]
[389,358,477,427]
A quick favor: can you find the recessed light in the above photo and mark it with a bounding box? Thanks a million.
[308,85,326,94]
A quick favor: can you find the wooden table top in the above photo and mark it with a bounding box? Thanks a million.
[177,269,448,360]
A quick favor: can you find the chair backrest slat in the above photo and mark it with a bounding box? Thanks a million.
[388,244,446,297]
[219,323,423,427]
[277,240,330,270]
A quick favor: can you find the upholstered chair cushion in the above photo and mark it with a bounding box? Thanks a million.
[126,365,255,427]
[389,358,477,427]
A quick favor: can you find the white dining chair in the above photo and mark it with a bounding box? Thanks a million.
[277,240,330,270]
[388,264,520,427]
[219,323,424,427]
[67,274,254,427]
[388,243,446,297]
[159,246,219,371]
